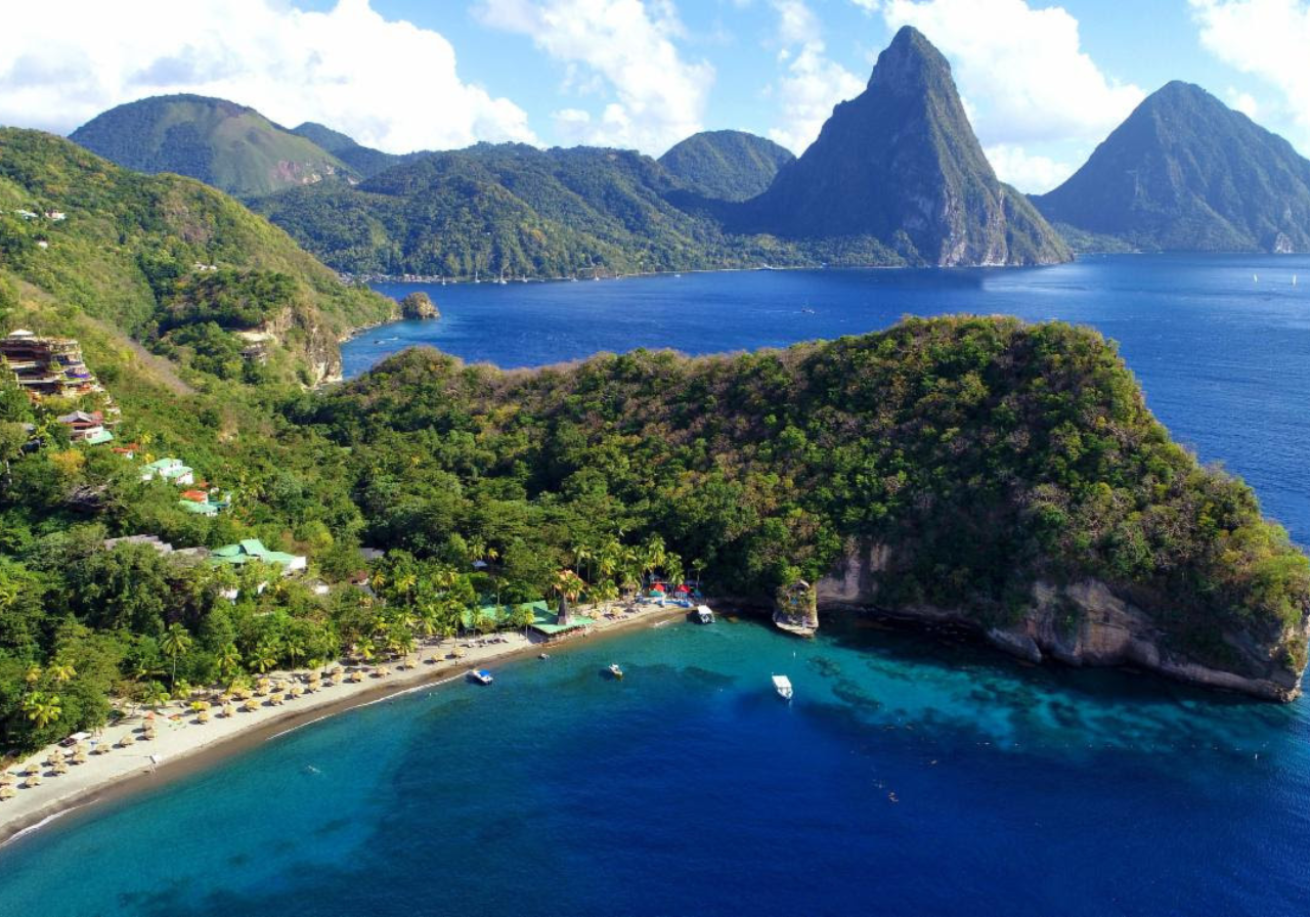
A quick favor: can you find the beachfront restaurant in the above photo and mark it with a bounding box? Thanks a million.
[461,600,596,641]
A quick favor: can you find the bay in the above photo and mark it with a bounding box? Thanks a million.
[4,254,1310,916]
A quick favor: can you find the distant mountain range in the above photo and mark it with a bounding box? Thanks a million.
[1035,81,1310,253]
[74,24,1310,270]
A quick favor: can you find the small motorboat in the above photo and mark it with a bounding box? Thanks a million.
[772,675,793,701]
[607,663,624,680]
[539,653,550,660]
[468,669,494,685]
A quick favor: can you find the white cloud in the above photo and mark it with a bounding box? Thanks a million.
[766,1,866,153]
[984,144,1075,193]
[0,0,537,153]
[1191,0,1310,148]
[1225,87,1260,119]
[878,0,1144,146]
[474,0,713,153]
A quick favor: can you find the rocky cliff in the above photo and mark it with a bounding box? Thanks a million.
[815,542,1306,701]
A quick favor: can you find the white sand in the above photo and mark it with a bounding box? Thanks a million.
[1,602,687,844]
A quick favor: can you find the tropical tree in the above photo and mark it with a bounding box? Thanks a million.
[47,658,77,684]
[160,623,193,687]
[251,639,281,674]
[22,691,61,729]
[217,642,243,682]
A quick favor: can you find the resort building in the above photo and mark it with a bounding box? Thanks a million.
[0,330,108,401]
[209,539,307,575]
[177,489,231,516]
[56,409,114,445]
[140,457,195,486]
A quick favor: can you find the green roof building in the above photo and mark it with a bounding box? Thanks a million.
[209,539,307,573]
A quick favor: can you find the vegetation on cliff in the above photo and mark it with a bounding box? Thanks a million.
[658,130,795,202]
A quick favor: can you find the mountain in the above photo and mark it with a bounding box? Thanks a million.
[253,143,804,278]
[658,130,795,202]
[290,122,423,180]
[1034,82,1310,253]
[0,128,394,385]
[733,27,1070,266]
[69,95,357,198]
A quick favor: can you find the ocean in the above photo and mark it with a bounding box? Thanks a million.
[3,254,1310,916]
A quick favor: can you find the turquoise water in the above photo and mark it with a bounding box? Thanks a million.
[5,254,1310,914]
[2,617,1306,916]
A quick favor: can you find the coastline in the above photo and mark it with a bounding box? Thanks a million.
[0,602,688,849]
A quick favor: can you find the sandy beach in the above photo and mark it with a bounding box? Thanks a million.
[0,601,690,847]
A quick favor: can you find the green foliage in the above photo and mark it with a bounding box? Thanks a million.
[69,94,358,198]
[658,130,795,202]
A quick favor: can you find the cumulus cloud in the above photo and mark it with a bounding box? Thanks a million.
[766,1,866,153]
[1190,0,1310,149]
[879,0,1143,145]
[864,0,1141,192]
[984,144,1074,193]
[474,0,713,153]
[0,0,536,153]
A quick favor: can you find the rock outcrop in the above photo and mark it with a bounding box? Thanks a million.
[399,291,439,320]
[816,542,1306,701]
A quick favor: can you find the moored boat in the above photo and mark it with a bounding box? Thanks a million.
[468,669,494,685]
[772,675,793,700]
[607,663,624,680]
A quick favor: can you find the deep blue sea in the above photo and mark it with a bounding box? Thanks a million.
[5,254,1310,916]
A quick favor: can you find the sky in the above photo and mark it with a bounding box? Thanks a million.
[1,0,1308,193]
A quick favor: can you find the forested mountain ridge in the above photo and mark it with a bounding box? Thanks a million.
[658,130,795,202]
[1035,82,1310,253]
[69,95,358,198]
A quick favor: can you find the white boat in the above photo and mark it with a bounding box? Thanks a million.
[608,663,624,680]
[468,669,494,685]
[772,675,793,700]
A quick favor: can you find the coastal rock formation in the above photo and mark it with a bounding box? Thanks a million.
[399,291,439,320]
[773,579,820,637]
[817,543,1307,701]
[731,26,1071,266]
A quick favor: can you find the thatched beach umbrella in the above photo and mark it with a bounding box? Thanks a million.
[0,772,14,786]
[72,744,88,764]
[270,692,285,706]
[0,784,16,801]
[331,670,344,686]
[349,669,363,683]
[375,665,390,678]
[23,773,41,788]
[23,762,40,777]
[93,740,112,755]
[45,752,61,767]
[51,756,68,775]
[119,732,135,747]
[222,703,235,718]
[289,683,304,698]
[197,709,211,724]
[256,677,271,696]
[243,699,259,713]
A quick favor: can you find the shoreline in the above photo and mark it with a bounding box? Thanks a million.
[0,602,689,849]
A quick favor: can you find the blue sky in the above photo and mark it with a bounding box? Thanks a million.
[3,0,1308,192]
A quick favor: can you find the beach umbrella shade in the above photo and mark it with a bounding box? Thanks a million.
[24,773,41,788]
[0,773,14,786]
[270,692,284,705]
[22,763,39,776]
[243,699,259,712]
[51,757,68,775]
[119,733,135,747]
[289,684,304,698]
[93,741,111,755]
[331,671,344,685]
[222,704,235,718]
[45,752,61,767]
[376,665,390,678]
[0,784,15,801]
[350,670,363,683]
[72,746,87,764]
[197,710,210,723]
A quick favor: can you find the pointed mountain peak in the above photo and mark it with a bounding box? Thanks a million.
[868,26,953,91]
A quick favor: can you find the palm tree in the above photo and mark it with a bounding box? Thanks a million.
[48,659,76,684]
[691,558,707,588]
[285,636,307,671]
[217,643,243,683]
[22,691,61,729]
[160,623,193,687]
[252,640,281,674]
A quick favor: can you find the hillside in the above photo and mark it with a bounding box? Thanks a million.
[658,130,795,202]
[1035,82,1310,253]
[290,122,423,180]
[300,316,1310,699]
[0,128,395,385]
[732,27,1070,266]
[254,143,802,278]
[69,95,357,198]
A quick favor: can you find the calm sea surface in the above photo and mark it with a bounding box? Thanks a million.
[4,254,1310,916]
